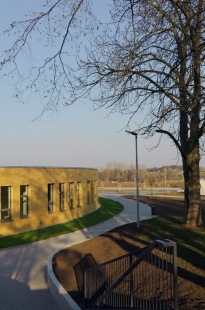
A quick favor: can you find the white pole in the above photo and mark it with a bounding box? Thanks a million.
[135,135,140,228]
[125,130,140,229]
[165,168,167,189]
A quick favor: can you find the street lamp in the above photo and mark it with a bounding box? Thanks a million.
[125,130,140,228]
[164,168,167,189]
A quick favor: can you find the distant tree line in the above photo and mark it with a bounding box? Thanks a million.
[147,165,183,173]
[98,162,186,184]
[98,162,137,183]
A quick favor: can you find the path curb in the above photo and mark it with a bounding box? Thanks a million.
[47,249,81,310]
[46,195,155,309]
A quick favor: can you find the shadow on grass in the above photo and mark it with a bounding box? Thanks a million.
[135,214,205,287]
[86,214,205,290]
[53,197,205,310]
[55,215,205,309]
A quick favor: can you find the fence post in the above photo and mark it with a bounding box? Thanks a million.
[151,205,155,215]
[84,271,87,309]
[129,254,133,308]
[173,242,178,310]
[84,240,178,310]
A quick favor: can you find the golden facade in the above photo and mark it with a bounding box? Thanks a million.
[0,167,98,236]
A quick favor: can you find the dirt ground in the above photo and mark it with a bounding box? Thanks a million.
[53,196,205,309]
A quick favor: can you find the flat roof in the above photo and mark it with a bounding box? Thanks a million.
[0,166,98,170]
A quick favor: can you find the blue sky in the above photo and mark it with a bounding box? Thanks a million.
[0,0,203,169]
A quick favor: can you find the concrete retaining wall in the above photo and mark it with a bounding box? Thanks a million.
[47,249,81,310]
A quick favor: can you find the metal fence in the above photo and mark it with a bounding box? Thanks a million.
[84,239,178,310]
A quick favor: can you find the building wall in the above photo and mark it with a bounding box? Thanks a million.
[0,167,98,236]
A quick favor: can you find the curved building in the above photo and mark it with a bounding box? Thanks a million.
[0,167,98,236]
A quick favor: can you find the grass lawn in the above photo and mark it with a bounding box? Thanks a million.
[166,179,184,183]
[148,191,184,196]
[136,214,205,307]
[138,214,205,277]
[53,195,205,309]
[0,197,123,249]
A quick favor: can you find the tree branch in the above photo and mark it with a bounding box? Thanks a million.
[156,129,185,159]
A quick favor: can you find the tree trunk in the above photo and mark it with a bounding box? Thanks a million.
[180,109,202,227]
[183,145,202,226]
[178,21,202,227]
[183,16,203,226]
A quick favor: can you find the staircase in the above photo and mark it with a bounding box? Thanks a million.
[84,239,178,310]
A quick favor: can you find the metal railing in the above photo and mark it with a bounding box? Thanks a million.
[84,239,178,310]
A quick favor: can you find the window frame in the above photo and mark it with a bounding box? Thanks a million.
[59,183,65,211]
[69,182,74,209]
[0,186,12,222]
[77,181,82,208]
[87,181,91,204]
[20,185,29,218]
[91,180,94,202]
[48,183,54,213]
[94,180,97,201]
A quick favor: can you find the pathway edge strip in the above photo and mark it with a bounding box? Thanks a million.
[47,248,81,310]
[47,197,125,310]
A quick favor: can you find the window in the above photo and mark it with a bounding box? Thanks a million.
[0,186,11,222]
[91,180,94,202]
[48,184,54,212]
[87,181,91,204]
[94,180,97,201]
[69,182,74,209]
[59,183,65,210]
[77,182,81,207]
[20,185,29,218]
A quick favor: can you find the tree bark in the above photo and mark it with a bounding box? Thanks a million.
[177,9,202,226]
[182,145,202,226]
[183,2,203,227]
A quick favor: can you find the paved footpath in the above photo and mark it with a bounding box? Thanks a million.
[0,194,154,310]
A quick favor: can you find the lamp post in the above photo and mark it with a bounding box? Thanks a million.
[165,168,167,189]
[126,130,140,228]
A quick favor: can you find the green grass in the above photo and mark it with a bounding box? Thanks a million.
[137,214,205,287]
[166,179,184,183]
[0,197,123,249]
[150,192,184,197]
[139,190,184,197]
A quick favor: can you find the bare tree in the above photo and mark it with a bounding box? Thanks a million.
[138,167,149,185]
[1,0,205,226]
[99,161,130,182]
